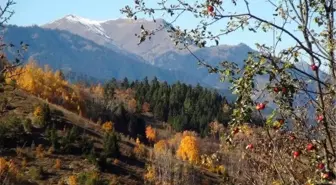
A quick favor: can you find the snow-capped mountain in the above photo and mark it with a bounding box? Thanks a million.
[43,15,147,63]
[43,15,197,64]
[42,15,256,90]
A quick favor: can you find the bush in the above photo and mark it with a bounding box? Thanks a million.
[60,126,79,153]
[27,166,44,181]
[45,125,59,150]
[77,171,109,185]
[0,116,25,149]
[79,136,94,155]
[102,132,119,158]
[23,118,32,133]
[32,104,51,128]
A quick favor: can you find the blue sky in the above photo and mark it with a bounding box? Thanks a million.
[8,0,295,51]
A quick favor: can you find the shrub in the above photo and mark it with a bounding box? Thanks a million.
[102,121,114,133]
[27,166,44,181]
[103,132,119,158]
[23,118,32,133]
[77,171,109,185]
[0,116,25,149]
[60,126,79,153]
[45,125,59,149]
[32,104,51,128]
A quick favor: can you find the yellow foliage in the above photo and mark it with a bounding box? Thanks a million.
[102,121,114,132]
[133,143,146,158]
[136,137,140,145]
[176,135,200,164]
[144,165,155,182]
[145,126,156,142]
[154,140,168,154]
[239,124,253,135]
[8,60,86,115]
[217,165,225,175]
[68,175,77,185]
[0,157,7,174]
[272,180,283,185]
[33,106,42,117]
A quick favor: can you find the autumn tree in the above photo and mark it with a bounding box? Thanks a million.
[145,125,156,143]
[133,137,146,159]
[102,121,114,133]
[145,139,201,184]
[122,0,336,184]
[176,135,200,164]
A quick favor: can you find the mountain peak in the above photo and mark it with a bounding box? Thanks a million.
[63,14,104,25]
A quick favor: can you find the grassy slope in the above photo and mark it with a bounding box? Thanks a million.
[1,86,223,185]
[1,87,145,185]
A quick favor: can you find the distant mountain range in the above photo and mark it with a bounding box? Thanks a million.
[4,14,324,105]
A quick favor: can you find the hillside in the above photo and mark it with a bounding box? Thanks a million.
[0,61,228,184]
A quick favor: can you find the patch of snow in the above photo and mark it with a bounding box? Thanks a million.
[64,14,111,40]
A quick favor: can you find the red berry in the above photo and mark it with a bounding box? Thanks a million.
[293,151,300,158]
[316,115,324,122]
[306,143,314,151]
[256,103,266,110]
[246,144,253,150]
[321,172,329,179]
[208,5,214,12]
[317,163,325,170]
[311,64,318,71]
[232,127,239,135]
[273,87,279,93]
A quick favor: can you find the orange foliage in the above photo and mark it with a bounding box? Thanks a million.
[90,83,104,98]
[145,126,156,142]
[102,121,114,132]
[35,144,45,158]
[54,159,61,170]
[0,157,7,174]
[142,102,150,113]
[176,135,200,164]
[7,60,86,115]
